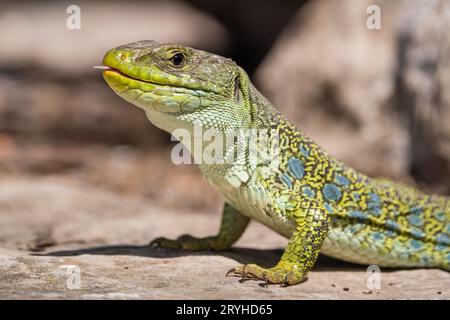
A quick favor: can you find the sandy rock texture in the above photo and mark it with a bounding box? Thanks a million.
[0,177,448,300]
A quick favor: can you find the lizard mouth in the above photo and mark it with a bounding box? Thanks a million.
[94,65,161,86]
[95,65,222,97]
[97,65,205,113]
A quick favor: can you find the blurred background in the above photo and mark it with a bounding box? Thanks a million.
[0,0,449,252]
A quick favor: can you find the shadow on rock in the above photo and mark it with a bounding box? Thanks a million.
[37,244,361,271]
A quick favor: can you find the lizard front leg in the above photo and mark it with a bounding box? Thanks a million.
[227,207,330,286]
[150,203,250,251]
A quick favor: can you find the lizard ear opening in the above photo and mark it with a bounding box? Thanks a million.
[234,76,243,105]
[234,67,252,116]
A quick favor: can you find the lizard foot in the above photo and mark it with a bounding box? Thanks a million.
[226,263,307,286]
[149,234,222,251]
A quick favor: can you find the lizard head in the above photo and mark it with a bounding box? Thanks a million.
[101,40,253,133]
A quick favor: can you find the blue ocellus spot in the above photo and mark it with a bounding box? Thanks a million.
[386,230,396,237]
[324,203,333,213]
[369,192,381,203]
[435,244,446,251]
[368,203,381,216]
[372,232,385,241]
[347,224,364,233]
[408,214,423,227]
[435,211,446,222]
[299,145,309,157]
[410,228,425,239]
[280,173,293,189]
[335,174,350,186]
[410,239,423,249]
[287,157,305,179]
[436,233,450,246]
[349,210,367,220]
[302,186,315,199]
[385,220,401,231]
[410,206,423,214]
[322,183,342,202]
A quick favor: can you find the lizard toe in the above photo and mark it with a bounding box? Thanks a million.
[149,237,182,250]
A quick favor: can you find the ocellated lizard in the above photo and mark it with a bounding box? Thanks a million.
[99,40,450,286]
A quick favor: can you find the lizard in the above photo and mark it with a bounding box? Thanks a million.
[99,40,450,286]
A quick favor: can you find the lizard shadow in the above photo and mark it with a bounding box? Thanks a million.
[37,244,364,272]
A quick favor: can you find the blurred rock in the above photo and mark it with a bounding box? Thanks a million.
[0,76,169,146]
[396,0,450,194]
[256,0,450,195]
[188,0,306,73]
[0,141,221,212]
[256,0,410,179]
[0,0,232,147]
[0,0,229,75]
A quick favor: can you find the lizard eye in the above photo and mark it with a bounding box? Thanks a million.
[170,53,185,67]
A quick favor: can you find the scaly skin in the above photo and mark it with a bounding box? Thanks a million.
[100,40,450,286]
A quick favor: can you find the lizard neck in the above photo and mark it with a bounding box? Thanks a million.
[198,83,370,196]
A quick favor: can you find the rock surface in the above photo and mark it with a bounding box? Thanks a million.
[0,177,448,299]
[396,0,450,194]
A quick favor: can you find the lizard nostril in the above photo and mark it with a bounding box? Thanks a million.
[120,53,127,61]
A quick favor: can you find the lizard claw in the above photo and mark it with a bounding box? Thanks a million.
[226,266,256,282]
[280,274,290,287]
[225,263,306,286]
[225,267,237,277]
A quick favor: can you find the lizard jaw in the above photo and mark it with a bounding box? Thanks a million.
[100,66,203,114]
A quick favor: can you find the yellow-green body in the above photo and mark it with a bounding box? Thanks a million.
[101,41,450,285]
